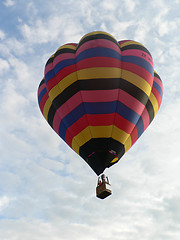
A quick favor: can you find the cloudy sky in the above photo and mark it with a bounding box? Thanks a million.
[0,0,180,239]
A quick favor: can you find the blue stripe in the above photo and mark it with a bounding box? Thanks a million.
[54,59,75,75]
[59,101,141,140]
[123,56,154,77]
[45,69,55,84]
[153,81,163,98]
[38,87,47,105]
[76,47,121,62]
[59,103,85,140]
[135,116,144,138]
[45,47,122,84]
[59,121,67,140]
[116,102,140,125]
[84,102,117,114]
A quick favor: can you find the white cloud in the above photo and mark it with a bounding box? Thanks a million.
[5,38,29,56]
[0,30,6,40]
[123,0,139,13]
[133,19,151,43]
[0,58,10,75]
[0,196,10,211]
[3,0,15,7]
[101,0,119,11]
[20,17,83,45]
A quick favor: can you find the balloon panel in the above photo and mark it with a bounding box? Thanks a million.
[38,31,163,175]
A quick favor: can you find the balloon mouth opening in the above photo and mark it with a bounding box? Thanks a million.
[88,150,118,161]
[87,150,119,175]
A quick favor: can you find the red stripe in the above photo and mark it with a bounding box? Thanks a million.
[51,88,146,135]
[66,43,78,47]
[45,62,53,75]
[45,53,75,75]
[65,115,89,147]
[64,128,76,147]
[114,114,135,134]
[46,56,122,93]
[87,114,114,126]
[118,89,145,115]
[122,62,153,86]
[77,39,121,55]
[141,108,150,130]
[46,76,57,93]
[52,110,62,135]
[152,86,162,108]
[154,76,163,92]
[130,126,139,145]
[52,92,82,124]
[81,89,119,102]
[45,39,120,76]
[76,57,121,70]
[38,83,45,96]
[46,64,76,93]
[51,88,146,127]
[40,93,49,113]
[118,40,129,45]
[65,113,136,147]
[122,49,153,68]
[45,58,154,94]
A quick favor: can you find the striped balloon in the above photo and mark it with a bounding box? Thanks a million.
[38,31,163,175]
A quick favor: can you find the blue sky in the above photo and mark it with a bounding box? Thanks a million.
[0,0,180,239]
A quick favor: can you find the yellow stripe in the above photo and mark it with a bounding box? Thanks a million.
[43,98,52,121]
[72,126,92,153]
[124,136,132,152]
[90,126,112,138]
[110,156,119,164]
[56,44,76,51]
[149,92,159,116]
[49,84,61,100]
[59,71,78,91]
[49,71,77,99]
[49,67,122,101]
[122,70,151,96]
[71,125,132,155]
[72,125,128,154]
[77,67,121,79]
[119,40,144,48]
[79,31,117,43]
[71,140,80,154]
[111,126,130,144]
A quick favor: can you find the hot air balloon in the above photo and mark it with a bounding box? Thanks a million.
[38,31,163,199]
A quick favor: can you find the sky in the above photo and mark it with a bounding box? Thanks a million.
[0,0,180,239]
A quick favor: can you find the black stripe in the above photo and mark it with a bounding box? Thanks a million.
[77,33,120,50]
[154,72,162,82]
[45,56,54,66]
[79,138,125,175]
[120,78,149,105]
[47,79,117,126]
[121,44,152,57]
[52,80,79,111]
[52,78,148,109]
[39,78,45,87]
[47,77,149,126]
[47,103,56,128]
[146,99,154,123]
[52,78,119,112]
[54,48,76,58]
[45,48,76,66]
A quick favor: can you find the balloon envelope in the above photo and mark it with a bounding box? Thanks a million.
[38,31,163,175]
